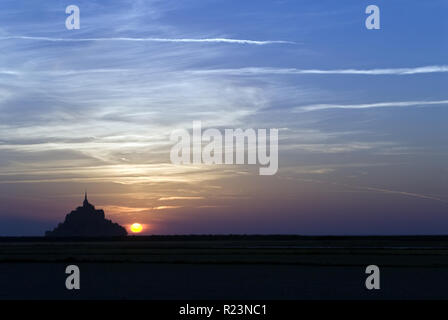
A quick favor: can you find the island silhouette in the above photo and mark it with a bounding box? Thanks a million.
[45,193,127,237]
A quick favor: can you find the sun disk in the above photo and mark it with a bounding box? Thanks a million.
[130,223,143,233]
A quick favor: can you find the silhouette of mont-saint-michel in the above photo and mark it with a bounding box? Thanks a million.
[45,193,127,237]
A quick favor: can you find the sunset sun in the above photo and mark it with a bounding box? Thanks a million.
[130,223,143,233]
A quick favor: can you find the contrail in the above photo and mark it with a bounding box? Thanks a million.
[4,65,446,78]
[0,69,130,76]
[297,100,448,112]
[297,178,448,204]
[189,65,448,75]
[0,70,19,75]
[359,186,448,204]
[0,36,294,45]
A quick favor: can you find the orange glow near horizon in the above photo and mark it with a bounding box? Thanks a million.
[130,223,143,233]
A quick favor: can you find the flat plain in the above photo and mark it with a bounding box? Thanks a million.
[0,235,447,299]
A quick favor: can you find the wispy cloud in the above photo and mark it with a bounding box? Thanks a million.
[159,196,204,201]
[189,65,448,76]
[102,205,151,214]
[297,100,448,111]
[153,205,183,210]
[0,36,294,45]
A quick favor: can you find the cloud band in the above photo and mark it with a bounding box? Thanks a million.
[0,36,294,45]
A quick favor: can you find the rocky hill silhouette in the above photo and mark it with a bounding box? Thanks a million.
[45,193,127,237]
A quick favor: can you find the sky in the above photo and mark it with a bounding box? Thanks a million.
[0,0,447,235]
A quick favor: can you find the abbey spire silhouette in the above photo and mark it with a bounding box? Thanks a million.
[83,191,93,208]
[45,193,127,237]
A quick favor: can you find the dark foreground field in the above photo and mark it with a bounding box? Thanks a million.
[0,235,447,299]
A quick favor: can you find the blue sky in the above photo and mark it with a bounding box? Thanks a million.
[0,0,447,235]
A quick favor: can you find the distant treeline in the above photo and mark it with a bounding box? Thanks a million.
[1,234,448,242]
